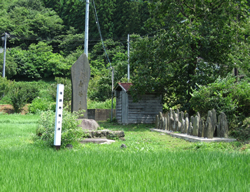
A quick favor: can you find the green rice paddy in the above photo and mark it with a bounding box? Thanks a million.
[0,114,249,191]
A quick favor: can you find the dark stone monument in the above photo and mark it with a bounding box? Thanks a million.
[71,53,90,118]
[206,116,213,139]
[218,112,228,138]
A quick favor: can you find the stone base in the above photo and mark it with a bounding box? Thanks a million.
[80,138,115,144]
[83,129,125,139]
[150,128,237,142]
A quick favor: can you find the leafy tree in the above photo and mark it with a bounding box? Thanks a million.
[8,81,40,113]
[11,42,71,79]
[0,0,64,49]
[130,0,250,112]
[0,49,17,79]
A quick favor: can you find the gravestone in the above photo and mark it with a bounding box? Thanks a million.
[174,112,179,131]
[71,53,91,118]
[169,109,174,131]
[188,122,193,135]
[185,116,189,134]
[218,112,228,138]
[163,117,167,130]
[181,118,185,133]
[211,109,217,132]
[193,115,199,136]
[155,115,159,128]
[198,119,204,137]
[206,116,213,138]
[159,112,163,129]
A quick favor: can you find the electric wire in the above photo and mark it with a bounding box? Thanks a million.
[91,0,112,68]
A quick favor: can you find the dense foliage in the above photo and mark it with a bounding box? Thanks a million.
[190,75,250,140]
[130,0,250,112]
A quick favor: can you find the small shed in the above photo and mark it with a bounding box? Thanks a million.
[115,83,162,124]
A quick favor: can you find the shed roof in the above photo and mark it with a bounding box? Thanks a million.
[115,83,133,92]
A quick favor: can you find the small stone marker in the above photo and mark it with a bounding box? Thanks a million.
[71,53,90,118]
[193,115,199,136]
[218,112,228,138]
[206,116,213,139]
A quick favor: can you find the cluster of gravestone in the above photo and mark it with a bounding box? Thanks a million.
[155,109,228,138]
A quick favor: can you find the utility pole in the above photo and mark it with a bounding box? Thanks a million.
[127,34,130,82]
[111,67,114,122]
[2,33,7,78]
[84,0,89,57]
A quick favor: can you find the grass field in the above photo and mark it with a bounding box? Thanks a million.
[0,114,249,191]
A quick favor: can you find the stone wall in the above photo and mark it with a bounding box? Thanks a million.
[155,109,228,138]
[87,109,116,121]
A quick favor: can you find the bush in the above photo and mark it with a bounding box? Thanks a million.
[35,110,85,148]
[88,98,116,109]
[8,82,39,113]
[190,74,250,139]
[29,97,56,114]
[0,77,13,100]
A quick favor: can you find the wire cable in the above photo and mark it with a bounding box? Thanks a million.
[91,0,112,67]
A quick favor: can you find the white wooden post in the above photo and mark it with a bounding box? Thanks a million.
[54,84,64,149]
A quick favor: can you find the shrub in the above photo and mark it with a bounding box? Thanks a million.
[29,97,56,114]
[35,110,85,148]
[8,82,39,113]
[0,77,13,100]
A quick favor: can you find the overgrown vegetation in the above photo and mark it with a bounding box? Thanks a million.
[34,110,85,148]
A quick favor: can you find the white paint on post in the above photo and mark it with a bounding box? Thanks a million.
[54,84,64,147]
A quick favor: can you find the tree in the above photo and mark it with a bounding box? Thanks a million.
[130,0,250,112]
[10,42,71,79]
[0,0,64,49]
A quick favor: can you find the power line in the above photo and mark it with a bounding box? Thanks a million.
[91,0,111,67]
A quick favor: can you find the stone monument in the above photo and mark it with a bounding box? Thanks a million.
[71,53,90,118]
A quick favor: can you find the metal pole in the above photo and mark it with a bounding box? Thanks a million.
[84,0,89,57]
[111,67,114,122]
[3,33,7,78]
[127,34,130,82]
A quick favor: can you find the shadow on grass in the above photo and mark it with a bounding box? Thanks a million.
[98,121,154,132]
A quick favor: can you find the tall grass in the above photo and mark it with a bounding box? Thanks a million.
[88,98,116,109]
[0,114,249,191]
[0,147,249,191]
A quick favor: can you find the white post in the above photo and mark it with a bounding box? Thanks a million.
[84,0,89,57]
[2,33,7,78]
[54,84,64,150]
[127,34,130,82]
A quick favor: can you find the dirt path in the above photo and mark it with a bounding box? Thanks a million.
[0,104,29,114]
